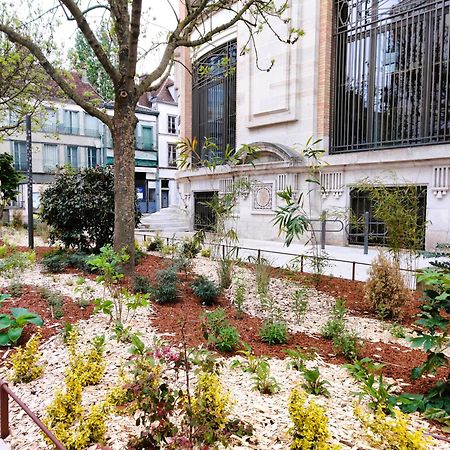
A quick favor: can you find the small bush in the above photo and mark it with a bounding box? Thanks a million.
[191,275,220,306]
[288,387,333,450]
[10,333,45,383]
[254,257,271,296]
[133,275,152,294]
[8,281,23,297]
[0,251,35,275]
[11,210,23,229]
[39,287,65,319]
[364,252,412,319]
[252,360,280,395]
[321,298,346,339]
[217,258,234,289]
[233,282,246,319]
[332,330,360,360]
[201,308,240,352]
[215,326,240,352]
[201,247,211,258]
[260,320,288,345]
[41,249,91,274]
[292,287,308,322]
[152,267,178,303]
[146,234,164,251]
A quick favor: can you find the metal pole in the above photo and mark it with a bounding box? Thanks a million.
[0,381,9,439]
[321,212,326,250]
[26,115,34,249]
[363,211,369,255]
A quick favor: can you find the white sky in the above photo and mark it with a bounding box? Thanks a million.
[16,1,178,74]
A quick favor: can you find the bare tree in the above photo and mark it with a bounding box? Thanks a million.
[0,0,301,271]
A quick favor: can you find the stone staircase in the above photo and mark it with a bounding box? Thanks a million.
[138,207,191,232]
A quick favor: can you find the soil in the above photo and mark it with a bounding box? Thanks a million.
[136,255,450,396]
[0,284,93,361]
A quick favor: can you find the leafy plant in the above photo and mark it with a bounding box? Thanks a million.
[133,274,152,294]
[7,280,23,297]
[0,296,43,346]
[233,281,246,319]
[252,360,280,395]
[364,252,412,319]
[41,249,91,274]
[40,165,141,251]
[284,346,317,371]
[292,286,308,322]
[231,344,268,374]
[146,233,164,251]
[0,153,23,220]
[344,357,384,382]
[249,256,271,296]
[260,320,288,345]
[217,257,234,290]
[333,329,360,360]
[191,275,220,306]
[300,367,330,397]
[9,333,45,383]
[390,322,407,339]
[321,298,346,339]
[0,251,35,276]
[201,247,211,258]
[39,287,64,319]
[201,308,240,352]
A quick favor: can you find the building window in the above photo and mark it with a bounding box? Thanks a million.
[87,147,98,168]
[348,186,427,248]
[84,114,99,137]
[43,144,59,172]
[140,126,153,150]
[168,115,177,134]
[62,110,80,135]
[332,0,450,153]
[192,40,237,163]
[194,191,217,231]
[65,145,79,168]
[168,143,177,167]
[42,108,58,133]
[12,141,27,171]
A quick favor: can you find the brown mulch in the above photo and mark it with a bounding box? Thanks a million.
[0,284,93,361]
[135,255,449,396]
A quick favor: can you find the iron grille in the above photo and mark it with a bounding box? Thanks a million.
[194,191,217,231]
[332,0,450,153]
[348,186,427,247]
[192,41,237,164]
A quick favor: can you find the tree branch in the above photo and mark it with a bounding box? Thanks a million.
[0,23,112,126]
[59,0,120,87]
[127,0,142,84]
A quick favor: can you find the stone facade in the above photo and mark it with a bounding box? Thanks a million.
[175,0,450,250]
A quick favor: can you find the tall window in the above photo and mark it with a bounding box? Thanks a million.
[192,40,237,163]
[87,147,98,167]
[141,126,153,150]
[12,141,27,171]
[84,114,99,137]
[168,115,177,134]
[168,143,177,167]
[63,110,80,135]
[65,145,79,168]
[332,0,450,153]
[42,108,58,133]
[43,144,59,172]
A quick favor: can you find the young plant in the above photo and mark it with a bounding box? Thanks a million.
[39,287,64,319]
[7,281,23,297]
[332,329,360,360]
[0,295,43,346]
[217,258,234,289]
[292,286,308,322]
[250,256,272,296]
[252,360,280,395]
[260,320,288,345]
[9,333,45,383]
[389,322,407,339]
[284,346,317,371]
[233,281,246,319]
[133,274,152,294]
[231,344,268,374]
[300,367,330,397]
[191,275,220,306]
[321,298,346,339]
[0,251,35,276]
[151,266,178,304]
[146,233,164,251]
[201,308,240,352]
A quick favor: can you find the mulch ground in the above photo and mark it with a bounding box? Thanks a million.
[136,255,450,396]
[0,284,93,361]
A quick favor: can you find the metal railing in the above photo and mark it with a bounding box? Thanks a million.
[0,380,66,450]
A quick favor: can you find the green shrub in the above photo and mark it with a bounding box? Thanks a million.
[292,287,308,322]
[252,360,280,395]
[191,275,220,306]
[215,326,240,352]
[133,275,152,294]
[201,247,211,258]
[333,330,360,360]
[260,320,288,345]
[40,166,141,251]
[152,267,178,303]
[364,252,412,319]
[0,251,35,275]
[217,258,234,290]
[201,308,240,352]
[233,282,246,319]
[41,249,91,274]
[321,298,346,339]
[39,287,65,319]
[8,281,23,297]
[300,367,330,397]
[146,234,164,251]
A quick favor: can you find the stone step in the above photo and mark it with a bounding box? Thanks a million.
[0,439,9,450]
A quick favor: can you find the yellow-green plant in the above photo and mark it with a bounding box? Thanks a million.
[355,405,430,450]
[191,370,233,444]
[9,333,44,383]
[288,386,334,450]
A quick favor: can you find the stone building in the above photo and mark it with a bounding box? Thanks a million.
[175,0,450,250]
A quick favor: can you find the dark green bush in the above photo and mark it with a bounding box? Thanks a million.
[41,249,91,274]
[201,308,240,352]
[40,166,141,251]
[191,275,220,306]
[152,267,178,303]
[134,275,152,294]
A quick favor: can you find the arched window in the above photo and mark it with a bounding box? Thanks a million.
[192,40,237,163]
[332,0,450,153]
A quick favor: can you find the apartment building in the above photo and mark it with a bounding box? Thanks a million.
[175,0,450,250]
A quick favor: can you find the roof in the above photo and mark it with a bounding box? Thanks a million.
[48,71,101,103]
[151,77,177,105]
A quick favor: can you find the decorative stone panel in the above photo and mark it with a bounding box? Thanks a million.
[252,183,274,211]
[320,171,344,199]
[432,166,450,198]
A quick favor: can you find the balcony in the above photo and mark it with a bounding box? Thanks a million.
[135,136,153,151]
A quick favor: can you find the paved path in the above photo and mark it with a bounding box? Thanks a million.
[135,230,439,283]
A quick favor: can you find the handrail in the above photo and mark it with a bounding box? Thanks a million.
[0,380,66,450]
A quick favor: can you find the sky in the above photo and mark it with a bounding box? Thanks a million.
[15,0,178,74]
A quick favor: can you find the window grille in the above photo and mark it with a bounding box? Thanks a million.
[192,41,237,164]
[219,178,233,194]
[332,0,450,153]
[277,174,287,191]
[320,171,344,198]
[432,165,450,197]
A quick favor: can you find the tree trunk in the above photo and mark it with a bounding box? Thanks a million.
[111,100,138,274]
